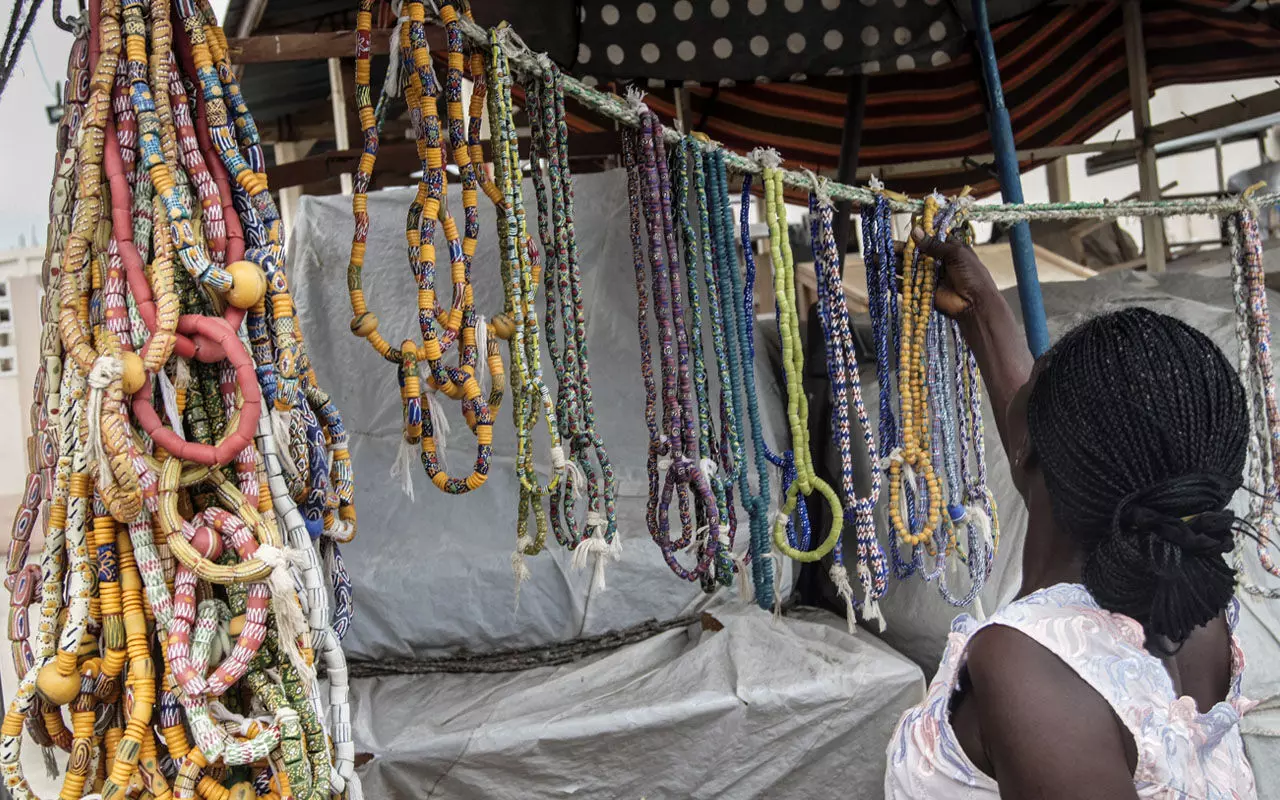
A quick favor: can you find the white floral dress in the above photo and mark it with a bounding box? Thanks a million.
[885,583,1257,799]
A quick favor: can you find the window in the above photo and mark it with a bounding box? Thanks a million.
[0,281,10,298]
[0,358,15,375]
[0,332,11,348]
[0,308,11,324]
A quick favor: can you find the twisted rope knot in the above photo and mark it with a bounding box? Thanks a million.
[748,146,782,170]
[828,563,858,635]
[88,355,123,389]
[878,447,905,471]
[571,528,616,592]
[868,175,885,191]
[802,168,833,208]
[698,457,719,480]
[624,86,648,115]
[856,561,885,632]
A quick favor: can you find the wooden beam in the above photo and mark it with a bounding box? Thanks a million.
[1124,0,1166,274]
[1045,157,1070,202]
[857,139,1134,181]
[328,57,353,195]
[227,29,447,63]
[1086,89,1280,174]
[266,132,624,189]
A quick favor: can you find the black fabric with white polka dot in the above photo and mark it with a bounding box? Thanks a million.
[575,0,964,85]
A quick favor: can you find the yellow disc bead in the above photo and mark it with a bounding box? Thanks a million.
[120,351,146,395]
[225,260,268,309]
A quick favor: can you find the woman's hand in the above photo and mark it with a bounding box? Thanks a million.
[910,226,1001,320]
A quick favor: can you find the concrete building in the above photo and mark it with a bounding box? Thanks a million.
[0,246,45,512]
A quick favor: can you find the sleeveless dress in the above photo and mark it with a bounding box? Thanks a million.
[884,583,1257,799]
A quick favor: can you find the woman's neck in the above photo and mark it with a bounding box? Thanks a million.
[1017,512,1086,599]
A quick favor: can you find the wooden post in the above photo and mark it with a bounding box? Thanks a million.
[1046,157,1071,202]
[673,88,694,133]
[328,57,353,195]
[274,140,315,236]
[1123,0,1166,274]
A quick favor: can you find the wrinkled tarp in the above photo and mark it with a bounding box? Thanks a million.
[349,607,923,800]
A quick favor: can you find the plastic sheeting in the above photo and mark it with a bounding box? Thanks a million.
[349,607,923,799]
[288,172,800,664]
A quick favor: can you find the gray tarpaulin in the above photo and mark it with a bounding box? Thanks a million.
[287,170,926,798]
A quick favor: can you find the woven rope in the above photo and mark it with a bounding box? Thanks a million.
[438,11,1278,220]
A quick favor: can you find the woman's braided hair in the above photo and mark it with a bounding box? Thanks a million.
[1026,307,1247,651]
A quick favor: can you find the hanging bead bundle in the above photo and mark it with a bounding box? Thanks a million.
[5,0,361,796]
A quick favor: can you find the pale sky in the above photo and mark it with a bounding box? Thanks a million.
[0,0,230,250]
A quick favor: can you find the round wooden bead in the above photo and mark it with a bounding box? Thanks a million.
[490,313,515,340]
[350,312,379,338]
[35,662,81,706]
[120,351,146,395]
[225,260,268,309]
[228,614,246,637]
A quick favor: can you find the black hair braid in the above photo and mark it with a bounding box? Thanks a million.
[1026,308,1248,652]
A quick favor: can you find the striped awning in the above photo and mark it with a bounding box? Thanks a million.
[554,0,1280,198]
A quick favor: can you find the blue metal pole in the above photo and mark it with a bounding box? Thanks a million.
[970,0,1050,356]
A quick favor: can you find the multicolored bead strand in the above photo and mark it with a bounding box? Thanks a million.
[525,58,621,585]
[624,100,724,583]
[807,181,887,630]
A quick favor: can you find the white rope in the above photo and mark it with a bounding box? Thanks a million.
[157,366,185,439]
[255,543,315,685]
[571,527,615,592]
[856,561,886,632]
[388,436,416,501]
[730,550,754,603]
[87,355,123,487]
[748,146,782,170]
[424,387,451,471]
[698,458,718,480]
[383,0,407,98]
[476,313,490,397]
[802,168,833,209]
[828,563,857,635]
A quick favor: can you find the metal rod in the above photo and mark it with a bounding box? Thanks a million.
[834,74,869,277]
[970,0,1049,356]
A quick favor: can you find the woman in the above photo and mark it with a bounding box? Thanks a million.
[885,228,1258,799]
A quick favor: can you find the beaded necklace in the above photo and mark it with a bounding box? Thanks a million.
[807,183,887,630]
[729,169,779,606]
[888,194,944,558]
[2,0,361,794]
[487,29,567,576]
[738,169,812,554]
[624,103,724,584]
[525,58,620,582]
[350,0,495,500]
[6,26,88,691]
[674,141,738,588]
[1229,204,1280,597]
[860,190,923,578]
[758,156,843,564]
